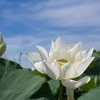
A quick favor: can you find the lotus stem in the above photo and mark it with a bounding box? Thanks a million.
[66,88,74,100]
[59,81,64,100]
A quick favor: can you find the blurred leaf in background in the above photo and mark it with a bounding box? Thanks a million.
[85,50,100,75]
[78,87,100,100]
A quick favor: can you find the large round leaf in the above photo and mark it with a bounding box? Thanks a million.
[0,58,47,100]
[78,87,100,100]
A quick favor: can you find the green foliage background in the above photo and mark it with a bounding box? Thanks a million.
[0,50,100,100]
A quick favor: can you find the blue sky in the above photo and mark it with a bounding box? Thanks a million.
[0,0,100,68]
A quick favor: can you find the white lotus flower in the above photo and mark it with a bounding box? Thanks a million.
[26,37,94,89]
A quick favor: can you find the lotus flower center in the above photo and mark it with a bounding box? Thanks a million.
[57,59,68,67]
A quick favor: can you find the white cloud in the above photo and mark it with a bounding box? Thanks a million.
[35,3,100,27]
[1,0,100,27]
[4,34,44,62]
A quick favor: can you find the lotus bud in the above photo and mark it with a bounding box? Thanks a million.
[0,33,6,56]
